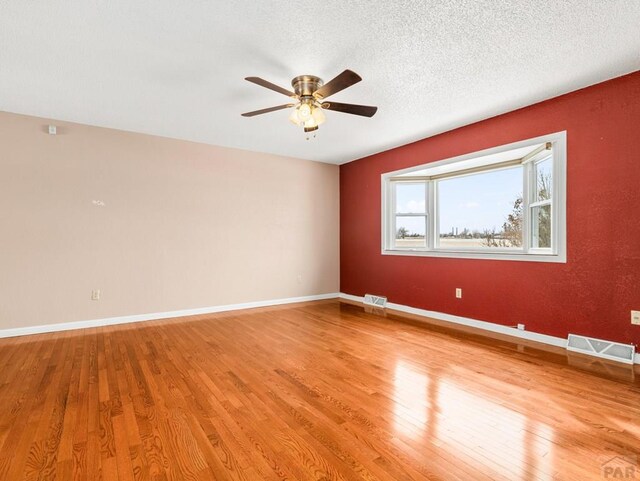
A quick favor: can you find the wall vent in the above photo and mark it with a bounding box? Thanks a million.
[363,294,387,308]
[567,334,635,364]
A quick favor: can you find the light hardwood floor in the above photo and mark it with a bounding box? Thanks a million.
[0,300,638,480]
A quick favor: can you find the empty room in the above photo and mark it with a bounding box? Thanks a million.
[1,1,639,480]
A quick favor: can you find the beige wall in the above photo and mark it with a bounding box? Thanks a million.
[0,111,339,329]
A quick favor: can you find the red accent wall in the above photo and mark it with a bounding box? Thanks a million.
[340,71,640,346]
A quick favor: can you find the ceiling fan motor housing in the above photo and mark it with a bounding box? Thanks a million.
[292,75,324,98]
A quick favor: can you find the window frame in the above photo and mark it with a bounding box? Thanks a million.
[381,132,567,263]
[391,180,429,250]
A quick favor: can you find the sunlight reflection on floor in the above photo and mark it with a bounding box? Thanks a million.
[393,359,556,480]
[393,360,429,438]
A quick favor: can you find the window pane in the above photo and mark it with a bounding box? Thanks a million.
[438,167,523,249]
[535,157,552,202]
[396,183,426,213]
[395,216,426,248]
[531,204,552,248]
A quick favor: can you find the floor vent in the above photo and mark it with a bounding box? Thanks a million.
[567,334,635,364]
[363,294,387,308]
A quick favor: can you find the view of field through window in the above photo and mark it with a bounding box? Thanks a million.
[393,159,552,250]
[395,183,426,247]
[438,166,523,249]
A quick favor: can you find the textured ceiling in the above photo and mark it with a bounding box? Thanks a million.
[1,1,639,164]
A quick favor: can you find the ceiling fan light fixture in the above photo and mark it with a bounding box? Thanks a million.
[289,107,302,125]
[289,102,325,128]
[298,102,312,121]
[312,105,326,125]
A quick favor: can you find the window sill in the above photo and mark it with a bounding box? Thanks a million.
[381,248,566,263]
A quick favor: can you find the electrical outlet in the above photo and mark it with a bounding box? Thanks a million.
[91,289,101,301]
[632,310,640,325]
[517,323,525,330]
[455,288,462,299]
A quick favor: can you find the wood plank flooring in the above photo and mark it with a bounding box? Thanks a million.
[0,299,638,480]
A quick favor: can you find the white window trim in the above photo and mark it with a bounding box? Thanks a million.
[381,132,567,263]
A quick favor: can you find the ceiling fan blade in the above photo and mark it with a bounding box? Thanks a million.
[313,70,362,99]
[322,101,377,117]
[245,77,296,97]
[241,104,294,117]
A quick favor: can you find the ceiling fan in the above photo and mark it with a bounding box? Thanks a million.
[241,69,377,134]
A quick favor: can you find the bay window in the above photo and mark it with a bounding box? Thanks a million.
[382,132,566,262]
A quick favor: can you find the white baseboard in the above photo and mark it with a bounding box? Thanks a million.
[4,292,637,365]
[340,293,639,365]
[0,293,340,339]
